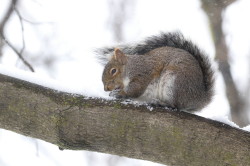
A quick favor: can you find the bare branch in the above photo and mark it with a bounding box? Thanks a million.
[2,37,34,72]
[107,0,135,42]
[14,7,25,55]
[14,8,54,26]
[0,0,17,34]
[0,72,250,166]
[0,38,3,57]
[0,0,35,72]
[201,0,249,127]
[21,17,54,25]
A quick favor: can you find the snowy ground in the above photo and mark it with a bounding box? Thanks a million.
[0,0,250,166]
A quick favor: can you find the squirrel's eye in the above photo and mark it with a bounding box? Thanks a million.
[110,68,117,76]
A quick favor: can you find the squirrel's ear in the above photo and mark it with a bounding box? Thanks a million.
[114,48,127,65]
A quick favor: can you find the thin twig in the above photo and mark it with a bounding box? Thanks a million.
[0,0,35,72]
[2,36,34,72]
[246,52,250,107]
[0,0,17,34]
[21,17,54,25]
[14,7,25,55]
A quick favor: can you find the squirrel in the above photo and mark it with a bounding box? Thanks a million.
[97,32,214,111]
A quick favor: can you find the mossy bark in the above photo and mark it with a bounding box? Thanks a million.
[0,73,250,166]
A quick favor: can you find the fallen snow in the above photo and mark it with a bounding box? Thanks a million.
[0,64,108,99]
[242,125,250,132]
[0,65,71,92]
[209,115,239,128]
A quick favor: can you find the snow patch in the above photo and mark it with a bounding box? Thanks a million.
[146,105,154,111]
[0,65,108,98]
[0,65,64,90]
[242,125,250,132]
[210,116,239,128]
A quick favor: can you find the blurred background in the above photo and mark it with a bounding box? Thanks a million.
[0,0,250,165]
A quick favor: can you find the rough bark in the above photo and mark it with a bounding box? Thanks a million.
[0,73,250,166]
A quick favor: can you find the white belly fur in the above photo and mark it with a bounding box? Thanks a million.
[138,73,176,104]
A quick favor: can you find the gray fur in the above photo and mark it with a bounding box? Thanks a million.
[98,32,214,111]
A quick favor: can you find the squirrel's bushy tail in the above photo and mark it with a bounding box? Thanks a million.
[97,32,214,95]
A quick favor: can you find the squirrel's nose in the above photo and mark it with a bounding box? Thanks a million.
[104,85,110,91]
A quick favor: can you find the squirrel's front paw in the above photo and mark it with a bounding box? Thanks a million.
[109,89,126,99]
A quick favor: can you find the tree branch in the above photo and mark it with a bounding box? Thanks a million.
[0,73,249,166]
[2,37,35,72]
[0,0,35,72]
[0,0,17,34]
[201,0,249,127]
[14,7,25,55]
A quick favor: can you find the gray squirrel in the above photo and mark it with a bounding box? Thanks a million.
[97,32,214,111]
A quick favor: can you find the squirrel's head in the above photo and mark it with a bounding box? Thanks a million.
[102,48,127,92]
